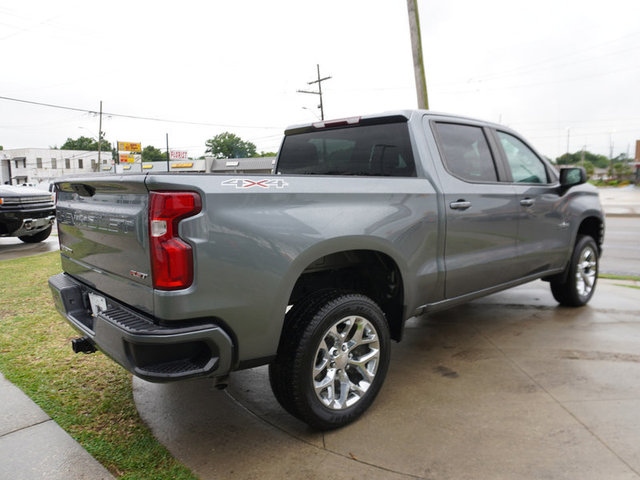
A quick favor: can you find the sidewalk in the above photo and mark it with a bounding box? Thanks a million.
[599,185,640,216]
[0,373,114,480]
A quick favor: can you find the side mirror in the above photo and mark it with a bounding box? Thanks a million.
[560,167,587,188]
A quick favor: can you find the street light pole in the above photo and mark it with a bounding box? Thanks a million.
[97,100,103,165]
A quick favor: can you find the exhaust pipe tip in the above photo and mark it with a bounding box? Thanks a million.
[72,336,97,354]
[213,376,229,390]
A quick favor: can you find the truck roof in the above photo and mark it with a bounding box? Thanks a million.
[284,109,504,136]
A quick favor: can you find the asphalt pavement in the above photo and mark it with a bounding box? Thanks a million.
[0,185,639,479]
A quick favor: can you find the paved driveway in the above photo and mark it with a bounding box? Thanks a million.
[0,226,58,261]
[134,279,640,479]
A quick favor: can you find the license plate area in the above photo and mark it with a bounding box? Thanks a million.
[88,292,107,317]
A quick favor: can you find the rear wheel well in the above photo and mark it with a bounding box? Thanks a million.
[288,250,405,341]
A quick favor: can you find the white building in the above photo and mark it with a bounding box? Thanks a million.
[115,157,276,174]
[0,148,113,186]
[209,156,275,174]
[0,149,276,185]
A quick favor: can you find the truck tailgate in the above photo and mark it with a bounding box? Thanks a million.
[56,177,154,314]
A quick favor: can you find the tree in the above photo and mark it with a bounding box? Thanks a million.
[609,162,633,182]
[556,151,609,169]
[61,134,112,153]
[583,162,595,177]
[142,145,166,162]
[256,151,277,157]
[612,153,631,163]
[205,132,257,159]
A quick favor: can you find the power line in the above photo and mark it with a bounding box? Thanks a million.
[0,95,282,130]
[448,29,640,86]
[435,62,640,95]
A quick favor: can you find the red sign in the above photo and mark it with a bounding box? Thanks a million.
[169,150,189,160]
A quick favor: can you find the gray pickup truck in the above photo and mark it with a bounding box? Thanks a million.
[49,110,604,429]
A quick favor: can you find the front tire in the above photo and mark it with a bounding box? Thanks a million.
[18,225,52,243]
[551,235,599,307]
[269,291,390,430]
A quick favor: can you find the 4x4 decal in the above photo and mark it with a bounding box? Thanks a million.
[221,178,289,189]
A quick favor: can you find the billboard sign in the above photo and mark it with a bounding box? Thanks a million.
[170,150,189,160]
[117,142,141,152]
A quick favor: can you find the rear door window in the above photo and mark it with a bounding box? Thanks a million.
[277,123,416,177]
[434,123,498,183]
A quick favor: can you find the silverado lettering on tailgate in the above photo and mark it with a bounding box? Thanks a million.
[58,209,136,234]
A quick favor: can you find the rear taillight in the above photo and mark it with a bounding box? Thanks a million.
[149,191,202,290]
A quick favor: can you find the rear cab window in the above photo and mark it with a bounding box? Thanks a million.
[276,120,416,177]
[433,123,499,183]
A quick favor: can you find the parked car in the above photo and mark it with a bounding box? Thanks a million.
[0,185,55,242]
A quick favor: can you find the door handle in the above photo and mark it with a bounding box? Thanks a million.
[520,198,535,207]
[450,200,471,210]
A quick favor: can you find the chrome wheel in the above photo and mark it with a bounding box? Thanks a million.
[313,315,381,410]
[575,245,597,297]
[269,291,390,429]
[550,235,599,307]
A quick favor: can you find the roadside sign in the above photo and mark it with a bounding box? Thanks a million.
[117,140,142,164]
[170,150,189,160]
[117,142,141,152]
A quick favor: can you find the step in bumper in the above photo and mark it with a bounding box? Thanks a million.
[48,272,234,382]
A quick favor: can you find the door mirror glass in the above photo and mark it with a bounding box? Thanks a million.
[560,167,587,187]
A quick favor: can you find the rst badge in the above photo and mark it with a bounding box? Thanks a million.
[221,178,289,189]
[130,270,148,280]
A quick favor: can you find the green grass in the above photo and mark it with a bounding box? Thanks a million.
[614,283,640,290]
[599,273,640,282]
[0,252,198,480]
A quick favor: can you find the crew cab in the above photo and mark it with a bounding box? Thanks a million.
[49,110,604,429]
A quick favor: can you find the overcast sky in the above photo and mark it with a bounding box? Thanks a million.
[1,0,639,160]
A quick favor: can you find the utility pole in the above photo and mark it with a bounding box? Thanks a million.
[407,0,429,110]
[166,133,170,172]
[97,100,103,165]
[298,64,332,120]
[609,131,614,161]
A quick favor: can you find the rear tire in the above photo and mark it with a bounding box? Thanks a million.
[269,290,390,430]
[551,235,598,307]
[18,225,52,243]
